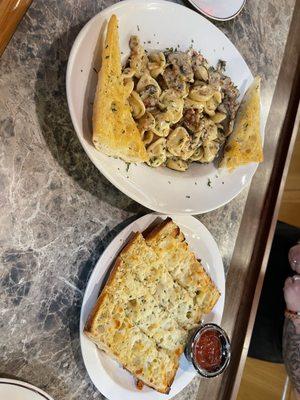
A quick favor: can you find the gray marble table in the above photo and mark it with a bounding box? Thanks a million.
[0,0,295,399]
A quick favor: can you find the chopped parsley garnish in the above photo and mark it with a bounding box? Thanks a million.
[126,163,130,172]
[137,24,140,31]
[147,40,151,44]
[186,195,191,199]
[207,178,212,187]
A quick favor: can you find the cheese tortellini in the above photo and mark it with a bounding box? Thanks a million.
[123,36,240,171]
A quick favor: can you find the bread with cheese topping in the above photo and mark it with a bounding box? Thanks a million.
[92,15,148,163]
[219,76,263,170]
[145,218,220,314]
[84,218,220,394]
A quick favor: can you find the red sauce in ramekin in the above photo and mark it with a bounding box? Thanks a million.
[193,329,222,371]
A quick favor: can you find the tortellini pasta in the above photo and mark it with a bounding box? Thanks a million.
[166,158,189,172]
[152,113,171,137]
[137,112,156,133]
[129,36,149,78]
[148,52,166,78]
[142,130,154,146]
[128,91,146,119]
[123,37,240,171]
[146,138,167,167]
[159,89,184,123]
[166,127,193,160]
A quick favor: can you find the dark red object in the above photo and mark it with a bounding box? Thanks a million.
[193,329,222,371]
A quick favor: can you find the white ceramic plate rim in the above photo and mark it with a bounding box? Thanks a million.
[80,213,225,400]
[187,0,246,21]
[0,378,54,400]
[66,0,264,215]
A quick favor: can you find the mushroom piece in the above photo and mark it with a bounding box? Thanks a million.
[182,108,202,133]
[167,52,194,83]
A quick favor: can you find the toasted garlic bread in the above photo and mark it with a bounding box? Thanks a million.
[92,15,148,163]
[220,76,263,170]
[105,258,187,353]
[120,233,202,330]
[145,218,220,314]
[85,268,178,393]
[85,218,220,393]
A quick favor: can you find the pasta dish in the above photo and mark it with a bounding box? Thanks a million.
[123,36,240,171]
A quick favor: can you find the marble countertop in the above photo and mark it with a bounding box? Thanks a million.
[0,0,295,399]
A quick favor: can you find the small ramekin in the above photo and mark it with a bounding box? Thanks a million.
[185,323,231,378]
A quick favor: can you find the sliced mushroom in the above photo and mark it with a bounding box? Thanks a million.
[162,66,187,92]
[182,108,202,133]
[167,52,194,83]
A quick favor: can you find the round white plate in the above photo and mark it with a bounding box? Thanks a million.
[187,0,246,21]
[67,0,263,215]
[0,378,54,400]
[80,213,225,400]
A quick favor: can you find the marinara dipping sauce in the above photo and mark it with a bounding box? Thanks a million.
[194,329,222,371]
[185,323,231,378]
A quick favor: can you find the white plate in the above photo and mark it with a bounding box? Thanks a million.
[187,0,246,21]
[0,378,54,400]
[67,0,263,215]
[80,213,225,400]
